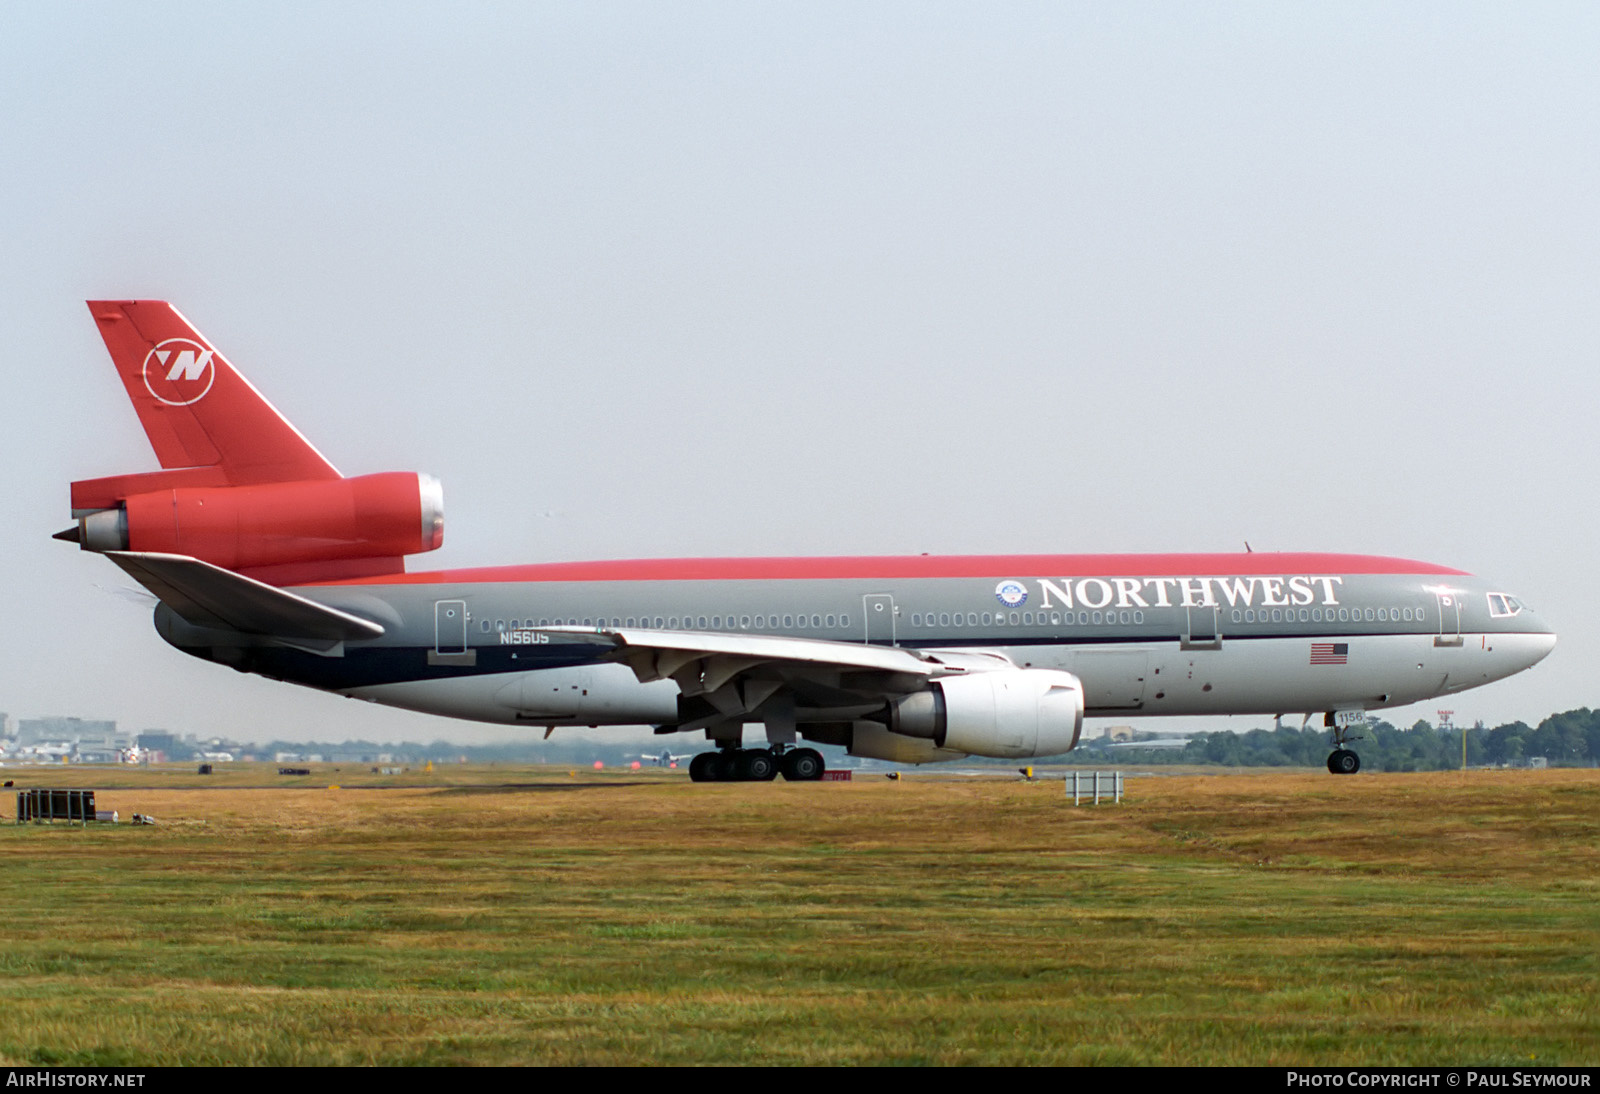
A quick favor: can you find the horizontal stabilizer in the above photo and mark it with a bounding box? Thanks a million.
[104,551,385,643]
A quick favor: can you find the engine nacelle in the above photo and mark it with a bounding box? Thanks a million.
[845,721,963,765]
[77,471,444,572]
[887,669,1084,759]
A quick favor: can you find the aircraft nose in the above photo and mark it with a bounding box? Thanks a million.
[1503,630,1556,675]
[1529,630,1557,664]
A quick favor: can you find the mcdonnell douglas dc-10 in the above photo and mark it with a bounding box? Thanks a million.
[60,302,1556,780]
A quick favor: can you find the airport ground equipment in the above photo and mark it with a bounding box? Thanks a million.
[16,788,98,823]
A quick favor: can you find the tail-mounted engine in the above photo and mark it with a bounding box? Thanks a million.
[65,471,444,582]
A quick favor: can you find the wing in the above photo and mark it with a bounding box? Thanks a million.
[539,625,1014,730]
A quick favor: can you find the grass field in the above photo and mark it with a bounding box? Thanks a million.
[0,764,1595,1065]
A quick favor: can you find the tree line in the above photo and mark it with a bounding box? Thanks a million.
[1081,708,1600,771]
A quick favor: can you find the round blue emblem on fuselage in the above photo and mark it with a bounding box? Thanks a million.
[995,580,1028,608]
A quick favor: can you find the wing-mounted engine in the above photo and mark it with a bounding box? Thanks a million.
[882,669,1085,759]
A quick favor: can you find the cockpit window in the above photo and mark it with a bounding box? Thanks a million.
[1487,593,1525,618]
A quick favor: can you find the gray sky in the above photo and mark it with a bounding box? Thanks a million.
[3,3,1596,744]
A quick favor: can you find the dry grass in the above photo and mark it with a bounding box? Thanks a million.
[0,765,1594,1065]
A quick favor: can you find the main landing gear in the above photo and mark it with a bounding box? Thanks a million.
[688,746,826,783]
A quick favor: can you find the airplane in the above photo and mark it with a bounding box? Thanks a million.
[58,301,1557,781]
[635,749,694,768]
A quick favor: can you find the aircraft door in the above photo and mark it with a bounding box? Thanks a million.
[435,600,467,654]
[863,594,896,646]
[1182,604,1221,650]
[1434,590,1464,647]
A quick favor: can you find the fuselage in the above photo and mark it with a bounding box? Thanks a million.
[155,551,1556,738]
[70,302,1558,771]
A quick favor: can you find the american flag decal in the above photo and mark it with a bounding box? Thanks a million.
[1310,643,1349,665]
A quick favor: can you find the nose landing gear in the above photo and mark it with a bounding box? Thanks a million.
[1327,749,1361,775]
[1324,710,1366,776]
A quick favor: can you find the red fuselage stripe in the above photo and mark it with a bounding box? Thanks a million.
[318,553,1469,587]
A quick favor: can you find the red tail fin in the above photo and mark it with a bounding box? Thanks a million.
[85,300,340,490]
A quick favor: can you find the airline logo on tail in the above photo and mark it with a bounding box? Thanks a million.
[142,338,216,405]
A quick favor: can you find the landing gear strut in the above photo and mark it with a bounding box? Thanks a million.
[688,746,826,783]
[1324,711,1365,776]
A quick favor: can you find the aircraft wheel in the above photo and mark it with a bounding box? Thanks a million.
[742,750,778,782]
[781,748,826,782]
[689,752,715,782]
[1328,749,1361,775]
